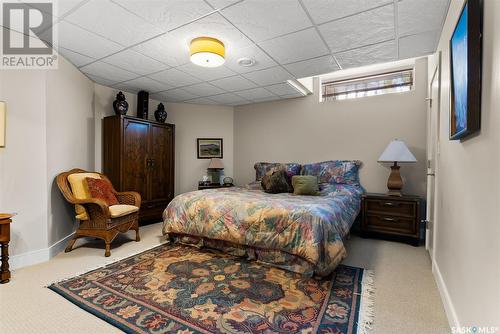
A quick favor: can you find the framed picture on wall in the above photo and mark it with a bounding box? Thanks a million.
[449,0,483,140]
[197,138,223,159]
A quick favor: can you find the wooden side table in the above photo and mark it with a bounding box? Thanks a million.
[0,214,13,284]
[360,193,422,246]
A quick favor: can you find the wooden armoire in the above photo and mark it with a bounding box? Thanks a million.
[103,115,175,223]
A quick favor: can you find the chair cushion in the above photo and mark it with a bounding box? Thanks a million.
[109,205,139,218]
[86,177,119,206]
[67,172,101,220]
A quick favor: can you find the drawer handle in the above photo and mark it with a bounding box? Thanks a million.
[382,217,398,222]
[382,202,400,207]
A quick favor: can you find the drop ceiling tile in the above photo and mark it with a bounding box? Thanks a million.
[242,66,293,86]
[119,77,173,93]
[101,49,169,76]
[111,0,214,32]
[335,40,396,69]
[182,82,226,97]
[153,88,200,102]
[57,47,95,67]
[284,54,340,78]
[398,0,449,37]
[224,44,277,74]
[251,96,283,103]
[184,97,219,104]
[148,68,202,87]
[318,4,395,52]
[112,83,141,94]
[177,62,236,81]
[133,12,253,67]
[221,0,312,42]
[205,0,241,10]
[48,21,123,59]
[235,87,275,100]
[64,0,164,46]
[132,34,189,67]
[264,83,298,96]
[86,74,120,86]
[259,28,329,64]
[301,0,392,24]
[209,93,249,104]
[398,30,439,59]
[210,75,257,92]
[80,61,140,83]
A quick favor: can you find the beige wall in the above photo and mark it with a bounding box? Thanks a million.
[94,84,233,195]
[431,0,500,328]
[0,52,94,267]
[46,56,95,246]
[234,58,428,197]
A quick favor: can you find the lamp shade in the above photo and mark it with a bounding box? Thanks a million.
[378,139,416,163]
[208,158,224,169]
[190,37,225,68]
[0,101,5,147]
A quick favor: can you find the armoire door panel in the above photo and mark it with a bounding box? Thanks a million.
[122,119,149,200]
[150,124,173,201]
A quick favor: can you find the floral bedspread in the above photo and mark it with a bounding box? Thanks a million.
[162,185,363,276]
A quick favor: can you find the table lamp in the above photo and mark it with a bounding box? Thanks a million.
[378,139,416,196]
[207,158,224,185]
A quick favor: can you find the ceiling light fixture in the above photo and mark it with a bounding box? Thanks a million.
[190,37,225,68]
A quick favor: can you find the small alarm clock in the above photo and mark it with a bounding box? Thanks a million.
[223,177,234,187]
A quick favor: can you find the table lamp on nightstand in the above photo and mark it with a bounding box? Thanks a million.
[207,158,224,185]
[378,139,416,196]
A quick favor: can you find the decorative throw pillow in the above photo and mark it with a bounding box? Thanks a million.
[292,175,319,196]
[301,160,362,185]
[85,177,119,206]
[254,162,301,181]
[261,170,292,194]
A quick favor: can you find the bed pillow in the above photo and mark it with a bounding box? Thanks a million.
[301,160,361,185]
[86,177,119,206]
[292,175,319,195]
[261,170,292,194]
[254,162,301,181]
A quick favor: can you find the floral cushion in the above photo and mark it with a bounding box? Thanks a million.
[67,172,102,220]
[254,162,301,181]
[301,160,362,185]
[261,170,292,194]
[86,177,119,206]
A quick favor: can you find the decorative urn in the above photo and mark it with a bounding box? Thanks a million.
[112,91,128,115]
[154,103,167,123]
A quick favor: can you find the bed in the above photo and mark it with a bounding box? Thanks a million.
[162,160,363,276]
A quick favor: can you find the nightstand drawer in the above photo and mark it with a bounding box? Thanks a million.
[365,198,416,217]
[363,214,416,235]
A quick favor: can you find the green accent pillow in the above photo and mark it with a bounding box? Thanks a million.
[292,175,319,196]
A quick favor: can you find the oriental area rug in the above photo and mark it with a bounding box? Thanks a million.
[49,244,374,334]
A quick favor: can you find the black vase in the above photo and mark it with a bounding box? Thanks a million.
[154,103,167,123]
[112,91,128,115]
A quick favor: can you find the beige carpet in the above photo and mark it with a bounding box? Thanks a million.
[0,223,449,334]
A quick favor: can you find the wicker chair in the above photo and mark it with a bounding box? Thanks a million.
[56,168,141,257]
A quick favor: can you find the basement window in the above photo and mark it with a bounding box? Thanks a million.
[321,69,414,102]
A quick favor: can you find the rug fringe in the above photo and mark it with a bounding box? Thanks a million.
[44,241,170,288]
[356,269,375,334]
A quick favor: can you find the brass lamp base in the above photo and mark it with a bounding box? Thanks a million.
[387,162,403,196]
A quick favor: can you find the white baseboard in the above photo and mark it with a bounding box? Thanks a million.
[432,260,460,329]
[10,232,74,270]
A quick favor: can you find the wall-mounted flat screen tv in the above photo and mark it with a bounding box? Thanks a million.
[449,0,483,140]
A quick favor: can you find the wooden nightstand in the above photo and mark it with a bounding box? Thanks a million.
[360,193,422,246]
[198,183,234,190]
